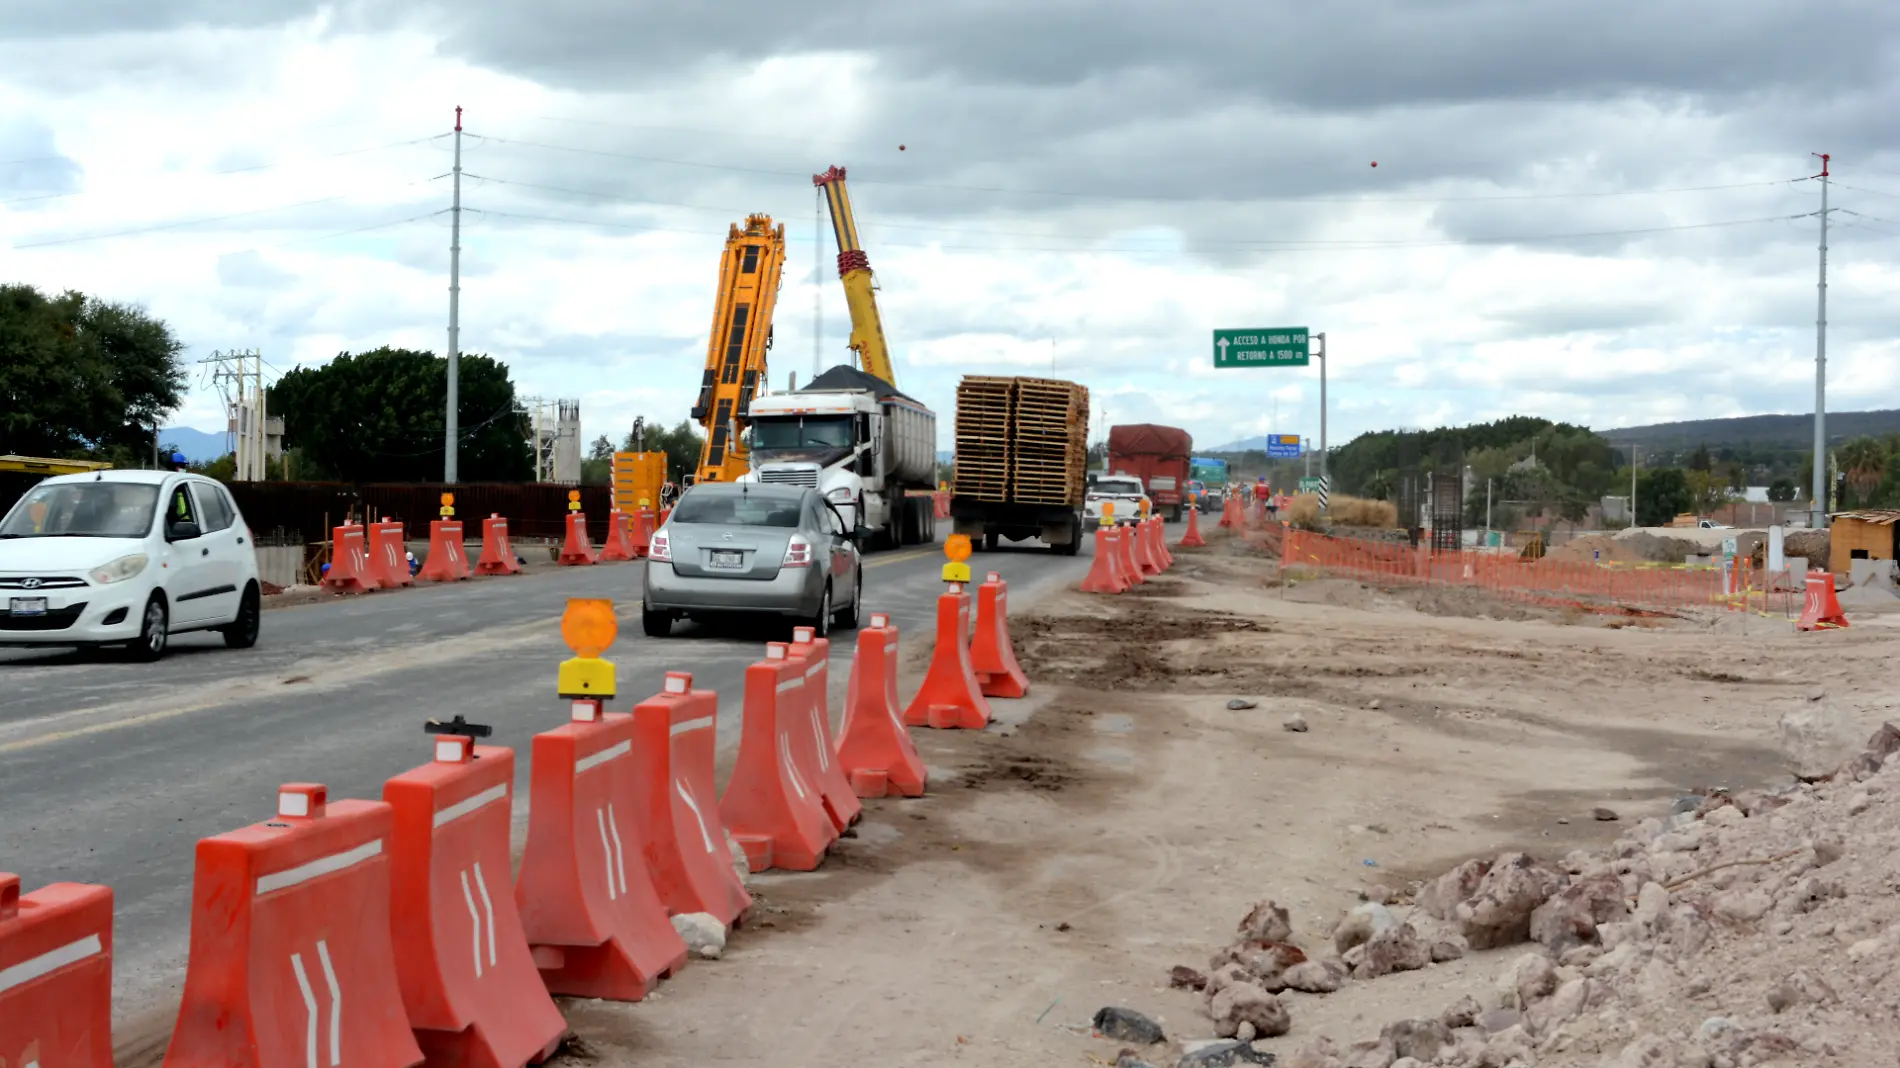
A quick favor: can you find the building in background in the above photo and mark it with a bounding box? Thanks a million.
[523,397,582,483]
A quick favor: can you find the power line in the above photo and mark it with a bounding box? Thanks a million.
[9,178,444,249]
[0,133,447,207]
[1828,181,1900,201]
[476,132,1808,206]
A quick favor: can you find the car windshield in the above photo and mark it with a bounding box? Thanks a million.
[0,482,160,539]
[669,491,804,527]
[751,416,853,450]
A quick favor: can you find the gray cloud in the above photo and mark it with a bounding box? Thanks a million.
[0,117,83,200]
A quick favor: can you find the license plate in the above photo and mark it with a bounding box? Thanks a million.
[708,550,744,570]
[8,597,48,616]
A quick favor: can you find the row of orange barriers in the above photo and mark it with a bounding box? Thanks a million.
[1,574,1031,1068]
[324,508,665,594]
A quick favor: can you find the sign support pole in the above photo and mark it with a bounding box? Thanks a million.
[1317,331,1327,483]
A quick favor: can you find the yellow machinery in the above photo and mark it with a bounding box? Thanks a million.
[812,165,896,386]
[0,455,113,475]
[691,213,786,483]
[611,451,666,513]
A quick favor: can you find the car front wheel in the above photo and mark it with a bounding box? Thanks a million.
[223,583,260,649]
[806,584,831,638]
[131,594,168,662]
[836,568,862,629]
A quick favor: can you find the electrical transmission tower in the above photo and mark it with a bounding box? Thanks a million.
[199,349,270,480]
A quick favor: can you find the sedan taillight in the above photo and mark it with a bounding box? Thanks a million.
[783,535,813,567]
[649,530,671,562]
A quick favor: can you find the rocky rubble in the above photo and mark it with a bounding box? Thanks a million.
[1271,720,1900,1067]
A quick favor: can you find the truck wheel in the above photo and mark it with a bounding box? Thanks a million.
[1055,518,1082,555]
[983,531,999,553]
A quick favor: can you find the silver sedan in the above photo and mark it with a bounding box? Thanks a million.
[641,482,862,638]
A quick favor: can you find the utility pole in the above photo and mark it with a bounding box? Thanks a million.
[1630,444,1638,526]
[445,105,465,484]
[1810,152,1831,530]
[1316,332,1328,480]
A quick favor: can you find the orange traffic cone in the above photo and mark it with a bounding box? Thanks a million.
[1179,504,1206,547]
[1080,527,1127,594]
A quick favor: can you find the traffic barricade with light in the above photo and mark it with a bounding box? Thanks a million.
[558,491,597,566]
[970,571,1029,699]
[419,494,471,582]
[384,716,564,1068]
[324,521,377,594]
[368,518,415,588]
[0,871,113,1068]
[1115,512,1147,586]
[598,510,638,563]
[720,642,837,872]
[162,784,422,1068]
[629,672,752,926]
[902,536,993,730]
[835,612,928,797]
[630,503,656,558]
[1178,493,1207,548]
[788,626,863,832]
[516,599,686,1001]
[476,514,522,576]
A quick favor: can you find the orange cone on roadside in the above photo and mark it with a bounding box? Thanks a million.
[835,613,928,797]
[1115,522,1146,585]
[902,587,992,730]
[1798,571,1850,630]
[970,571,1030,699]
[1179,501,1206,547]
[1080,527,1127,594]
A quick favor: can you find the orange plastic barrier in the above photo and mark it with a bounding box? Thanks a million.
[1146,517,1173,571]
[163,784,422,1068]
[1218,494,1241,528]
[384,733,564,1068]
[629,508,655,558]
[1798,571,1849,630]
[788,627,863,833]
[902,588,993,730]
[630,672,752,926]
[475,515,521,576]
[418,520,470,582]
[1115,522,1147,586]
[323,522,377,594]
[558,512,598,566]
[598,510,636,563]
[933,491,951,519]
[835,612,927,797]
[0,872,113,1068]
[971,571,1030,699]
[719,643,837,872]
[1178,505,1207,547]
[515,700,685,1001]
[1080,527,1128,594]
[369,519,414,589]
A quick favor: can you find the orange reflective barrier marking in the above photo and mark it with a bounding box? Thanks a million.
[629,672,752,926]
[1080,527,1129,594]
[418,520,470,582]
[558,512,598,567]
[902,588,992,731]
[719,644,837,872]
[385,737,565,1067]
[1798,571,1850,630]
[515,701,685,1001]
[0,872,113,1068]
[323,523,376,594]
[970,572,1029,699]
[163,784,423,1068]
[788,628,864,833]
[835,612,927,798]
[475,515,521,576]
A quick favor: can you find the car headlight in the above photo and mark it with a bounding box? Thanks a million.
[90,553,150,584]
[826,488,855,502]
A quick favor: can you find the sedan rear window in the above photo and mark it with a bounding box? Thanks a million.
[0,482,160,539]
[669,492,804,527]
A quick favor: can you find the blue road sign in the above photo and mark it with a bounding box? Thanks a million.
[1266,434,1301,459]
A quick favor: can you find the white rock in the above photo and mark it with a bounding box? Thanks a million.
[1778,688,1861,779]
[671,912,727,959]
[726,831,752,885]
[1703,805,1745,827]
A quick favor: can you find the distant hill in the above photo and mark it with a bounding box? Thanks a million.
[1601,409,1900,453]
[157,427,228,463]
[1208,436,1270,452]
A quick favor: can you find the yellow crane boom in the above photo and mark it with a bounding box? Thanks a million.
[692,213,786,483]
[812,165,896,387]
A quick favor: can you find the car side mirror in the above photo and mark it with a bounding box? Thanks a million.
[167,520,201,541]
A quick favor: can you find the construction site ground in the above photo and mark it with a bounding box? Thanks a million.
[562,531,1900,1066]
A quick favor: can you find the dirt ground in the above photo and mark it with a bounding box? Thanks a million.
[561,536,1900,1067]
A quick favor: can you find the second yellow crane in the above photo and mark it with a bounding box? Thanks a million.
[812,165,896,387]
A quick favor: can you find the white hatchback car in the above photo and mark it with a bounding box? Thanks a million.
[1084,474,1151,531]
[0,470,262,659]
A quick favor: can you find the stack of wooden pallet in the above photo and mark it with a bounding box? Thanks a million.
[1010,377,1089,505]
[953,376,1014,502]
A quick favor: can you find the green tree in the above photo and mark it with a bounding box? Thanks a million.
[1768,477,1797,502]
[580,435,614,486]
[268,347,533,483]
[1838,436,1887,506]
[1687,443,1713,472]
[624,418,705,484]
[0,283,186,461]
[1635,468,1693,526]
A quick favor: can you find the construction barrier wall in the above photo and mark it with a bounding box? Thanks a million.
[1281,528,1805,619]
[221,482,617,543]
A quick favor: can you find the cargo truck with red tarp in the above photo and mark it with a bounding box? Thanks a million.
[1106,424,1193,521]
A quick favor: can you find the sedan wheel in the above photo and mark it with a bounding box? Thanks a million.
[807,585,831,638]
[131,595,168,662]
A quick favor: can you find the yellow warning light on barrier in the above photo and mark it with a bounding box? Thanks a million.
[557,597,617,698]
[1101,501,1116,524]
[941,533,973,584]
[938,481,948,492]
[439,491,455,517]
[1138,498,1152,517]
[638,497,651,509]
[567,488,582,512]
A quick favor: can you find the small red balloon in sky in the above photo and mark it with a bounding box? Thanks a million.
[1370,161,1378,167]
[899,144,906,151]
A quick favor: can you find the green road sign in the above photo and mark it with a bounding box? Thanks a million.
[1298,477,1323,492]
[1213,327,1309,368]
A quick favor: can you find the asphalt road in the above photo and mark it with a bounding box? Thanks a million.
[0,535,1091,1023]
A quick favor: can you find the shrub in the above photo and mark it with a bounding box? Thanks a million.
[1285,493,1397,530]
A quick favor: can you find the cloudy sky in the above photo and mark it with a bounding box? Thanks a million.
[4,0,1898,462]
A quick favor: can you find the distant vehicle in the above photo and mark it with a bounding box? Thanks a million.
[641,482,862,638]
[1108,424,1192,522]
[1084,474,1150,531]
[0,470,262,660]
